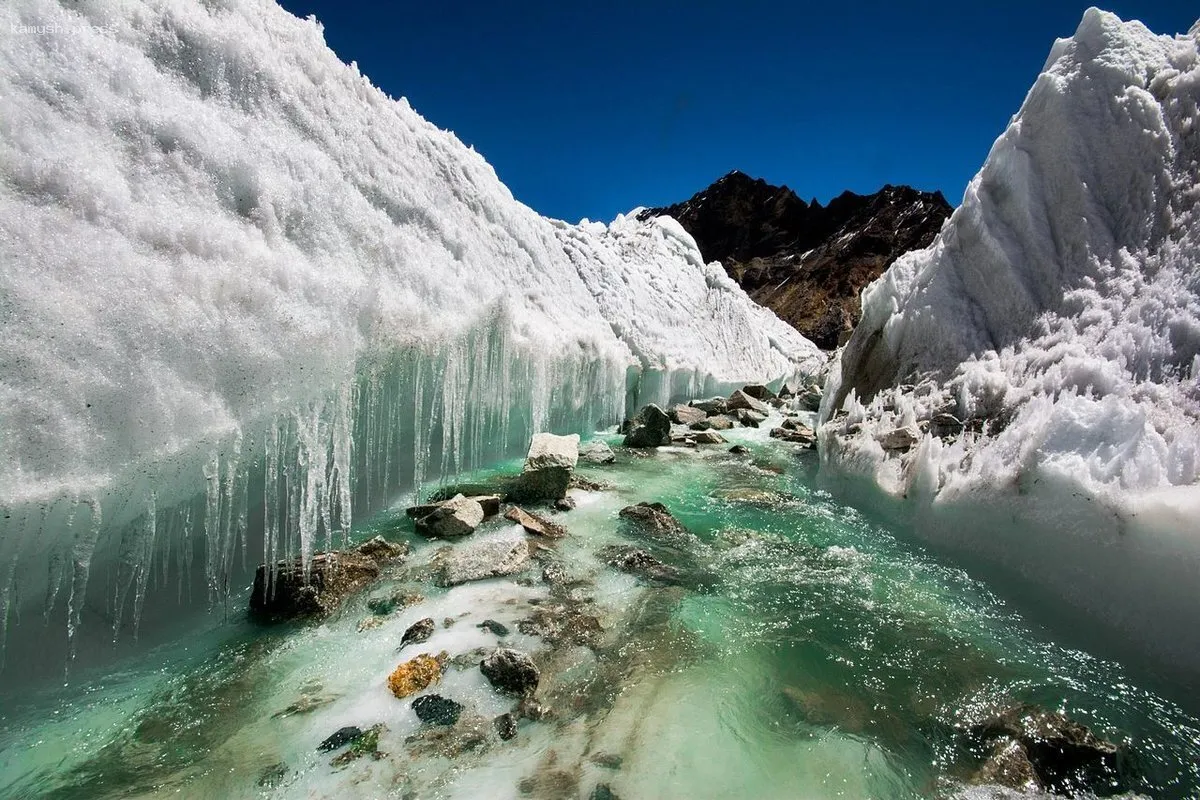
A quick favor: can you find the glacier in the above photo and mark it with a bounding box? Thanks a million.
[0,0,820,663]
[821,9,1200,685]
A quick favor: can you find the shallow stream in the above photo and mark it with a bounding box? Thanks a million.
[2,420,1198,799]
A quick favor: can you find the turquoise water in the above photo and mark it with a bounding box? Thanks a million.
[1,426,1198,798]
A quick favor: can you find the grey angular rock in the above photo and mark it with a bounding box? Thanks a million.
[597,545,682,584]
[669,403,707,426]
[798,385,824,412]
[727,389,770,414]
[689,397,728,416]
[622,404,671,448]
[878,425,921,451]
[692,430,726,444]
[435,532,530,587]
[480,648,540,695]
[930,412,964,438]
[579,440,617,464]
[504,505,566,538]
[618,502,689,537]
[414,494,485,538]
[706,415,734,431]
[741,384,777,401]
[733,408,766,427]
[510,433,579,502]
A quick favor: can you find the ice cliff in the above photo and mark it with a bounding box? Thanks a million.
[0,0,819,650]
[821,9,1200,680]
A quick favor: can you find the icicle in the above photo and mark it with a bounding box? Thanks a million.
[65,498,102,664]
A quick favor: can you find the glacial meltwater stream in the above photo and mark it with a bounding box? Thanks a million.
[1,420,1198,799]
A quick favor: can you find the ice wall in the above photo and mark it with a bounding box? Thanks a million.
[0,0,820,660]
[820,9,1200,684]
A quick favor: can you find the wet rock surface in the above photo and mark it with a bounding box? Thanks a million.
[512,433,580,502]
[412,694,464,726]
[387,653,447,699]
[518,601,603,648]
[399,617,436,650]
[434,533,531,587]
[579,440,617,464]
[413,493,486,538]
[505,505,567,538]
[318,725,363,752]
[249,552,381,623]
[597,545,682,585]
[622,404,671,448]
[480,648,540,696]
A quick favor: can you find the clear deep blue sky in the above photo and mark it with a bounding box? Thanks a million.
[277,0,1197,222]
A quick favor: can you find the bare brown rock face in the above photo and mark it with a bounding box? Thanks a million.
[639,171,951,349]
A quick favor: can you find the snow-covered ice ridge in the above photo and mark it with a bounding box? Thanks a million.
[822,10,1200,677]
[0,0,819,643]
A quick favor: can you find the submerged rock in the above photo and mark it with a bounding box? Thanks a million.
[511,432,580,502]
[318,725,364,752]
[494,712,518,740]
[597,545,682,584]
[966,704,1128,795]
[257,762,288,788]
[518,602,603,648]
[399,617,436,650]
[329,723,385,767]
[412,694,463,726]
[729,445,749,454]
[480,648,540,696]
[623,404,672,448]
[505,505,566,538]
[414,494,485,538]
[249,551,380,623]
[590,784,622,800]
[387,652,447,699]
[976,737,1042,792]
[366,589,424,616]
[478,619,510,636]
[434,532,531,587]
[579,439,617,464]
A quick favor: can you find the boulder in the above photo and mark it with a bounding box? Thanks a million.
[878,425,921,451]
[414,494,485,538]
[688,419,712,431]
[511,433,580,502]
[399,617,436,650]
[740,384,777,401]
[967,705,1127,795]
[733,408,766,427]
[727,389,770,415]
[579,440,617,464]
[769,426,816,446]
[329,723,385,766]
[366,589,424,616]
[689,397,728,416]
[930,412,964,438]
[975,737,1041,792]
[505,505,567,538]
[387,652,447,699]
[622,404,671,448]
[706,415,734,431]
[434,532,531,587]
[618,502,689,537]
[692,430,726,445]
[797,385,823,412]
[412,694,463,726]
[480,648,540,696]
[249,551,380,623]
[729,445,749,454]
[669,404,707,426]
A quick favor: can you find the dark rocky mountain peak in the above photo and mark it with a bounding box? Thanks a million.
[639,173,952,349]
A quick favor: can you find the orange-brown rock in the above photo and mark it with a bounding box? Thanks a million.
[386,652,448,699]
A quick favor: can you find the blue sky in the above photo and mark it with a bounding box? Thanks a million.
[277,0,1197,223]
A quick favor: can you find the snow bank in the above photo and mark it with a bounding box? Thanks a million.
[0,0,819,650]
[820,9,1200,682]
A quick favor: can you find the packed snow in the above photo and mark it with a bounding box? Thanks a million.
[0,0,819,647]
[820,9,1200,680]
